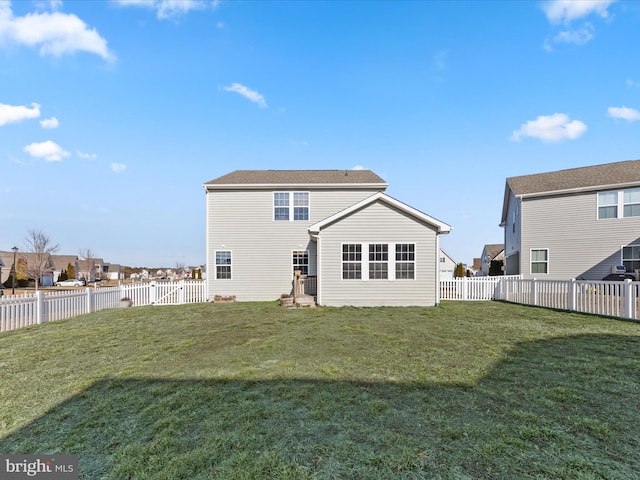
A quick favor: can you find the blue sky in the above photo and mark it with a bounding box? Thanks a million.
[1,0,639,268]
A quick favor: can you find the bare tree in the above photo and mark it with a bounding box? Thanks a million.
[175,261,186,279]
[78,248,97,282]
[24,228,59,291]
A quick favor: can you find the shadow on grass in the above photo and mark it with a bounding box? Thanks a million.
[1,334,639,479]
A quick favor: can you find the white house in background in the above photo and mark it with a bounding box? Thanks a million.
[103,263,123,280]
[501,159,640,280]
[204,170,452,306]
[439,249,457,280]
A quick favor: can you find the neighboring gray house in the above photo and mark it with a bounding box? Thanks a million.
[51,255,80,282]
[500,159,640,280]
[204,170,452,306]
[478,243,504,276]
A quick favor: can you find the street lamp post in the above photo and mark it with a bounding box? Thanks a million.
[11,246,18,295]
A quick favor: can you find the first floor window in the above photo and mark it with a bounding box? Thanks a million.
[530,249,548,274]
[293,250,309,275]
[396,244,415,279]
[342,244,362,279]
[623,245,640,272]
[216,250,232,279]
[369,244,388,279]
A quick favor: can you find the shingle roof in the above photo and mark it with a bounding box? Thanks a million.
[507,159,640,196]
[204,170,387,187]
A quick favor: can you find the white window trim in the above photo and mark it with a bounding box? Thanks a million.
[273,191,310,222]
[530,248,549,275]
[621,244,640,272]
[214,249,232,280]
[341,242,416,281]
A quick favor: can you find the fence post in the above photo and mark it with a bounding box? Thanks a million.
[179,280,185,304]
[462,277,468,301]
[623,279,634,319]
[86,287,94,314]
[150,281,157,305]
[568,279,576,312]
[36,291,44,324]
[531,278,538,306]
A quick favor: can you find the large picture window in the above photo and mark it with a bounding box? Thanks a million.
[342,244,362,279]
[274,192,309,221]
[215,250,232,279]
[530,249,548,274]
[395,244,415,279]
[369,244,388,279]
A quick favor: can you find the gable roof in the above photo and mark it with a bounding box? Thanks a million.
[204,170,387,189]
[501,159,640,224]
[507,159,640,197]
[309,192,452,235]
[51,255,79,271]
[482,244,504,260]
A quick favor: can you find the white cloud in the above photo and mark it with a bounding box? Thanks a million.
[554,26,593,45]
[542,0,616,24]
[0,102,41,126]
[222,83,267,109]
[627,78,640,88]
[510,113,587,143]
[608,106,640,122]
[77,151,97,159]
[112,0,218,20]
[40,116,59,129]
[23,140,70,161]
[352,165,365,170]
[111,162,127,173]
[0,2,114,61]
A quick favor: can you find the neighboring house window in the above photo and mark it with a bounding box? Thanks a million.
[623,188,640,218]
[598,191,618,219]
[622,245,640,272]
[215,251,232,279]
[598,188,640,219]
[439,257,445,263]
[530,249,548,274]
[369,244,388,279]
[274,192,310,221]
[396,244,415,280]
[342,244,362,279]
[292,250,309,275]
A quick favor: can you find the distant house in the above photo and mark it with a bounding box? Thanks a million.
[439,249,457,280]
[51,255,80,282]
[204,170,452,306]
[103,263,123,280]
[501,159,640,280]
[478,244,504,276]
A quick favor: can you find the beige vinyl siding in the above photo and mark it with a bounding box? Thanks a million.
[317,201,438,306]
[520,191,640,280]
[504,190,521,275]
[206,188,382,301]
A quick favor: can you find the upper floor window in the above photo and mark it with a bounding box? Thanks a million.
[598,188,640,219]
[274,192,309,221]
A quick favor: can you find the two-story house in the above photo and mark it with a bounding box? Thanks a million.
[500,159,640,280]
[204,170,452,306]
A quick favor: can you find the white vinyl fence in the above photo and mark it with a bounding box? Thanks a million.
[0,280,207,333]
[440,276,640,321]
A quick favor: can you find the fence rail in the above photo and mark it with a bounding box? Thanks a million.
[0,280,207,333]
[441,276,640,321]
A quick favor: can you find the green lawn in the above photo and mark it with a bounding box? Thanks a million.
[0,301,638,479]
